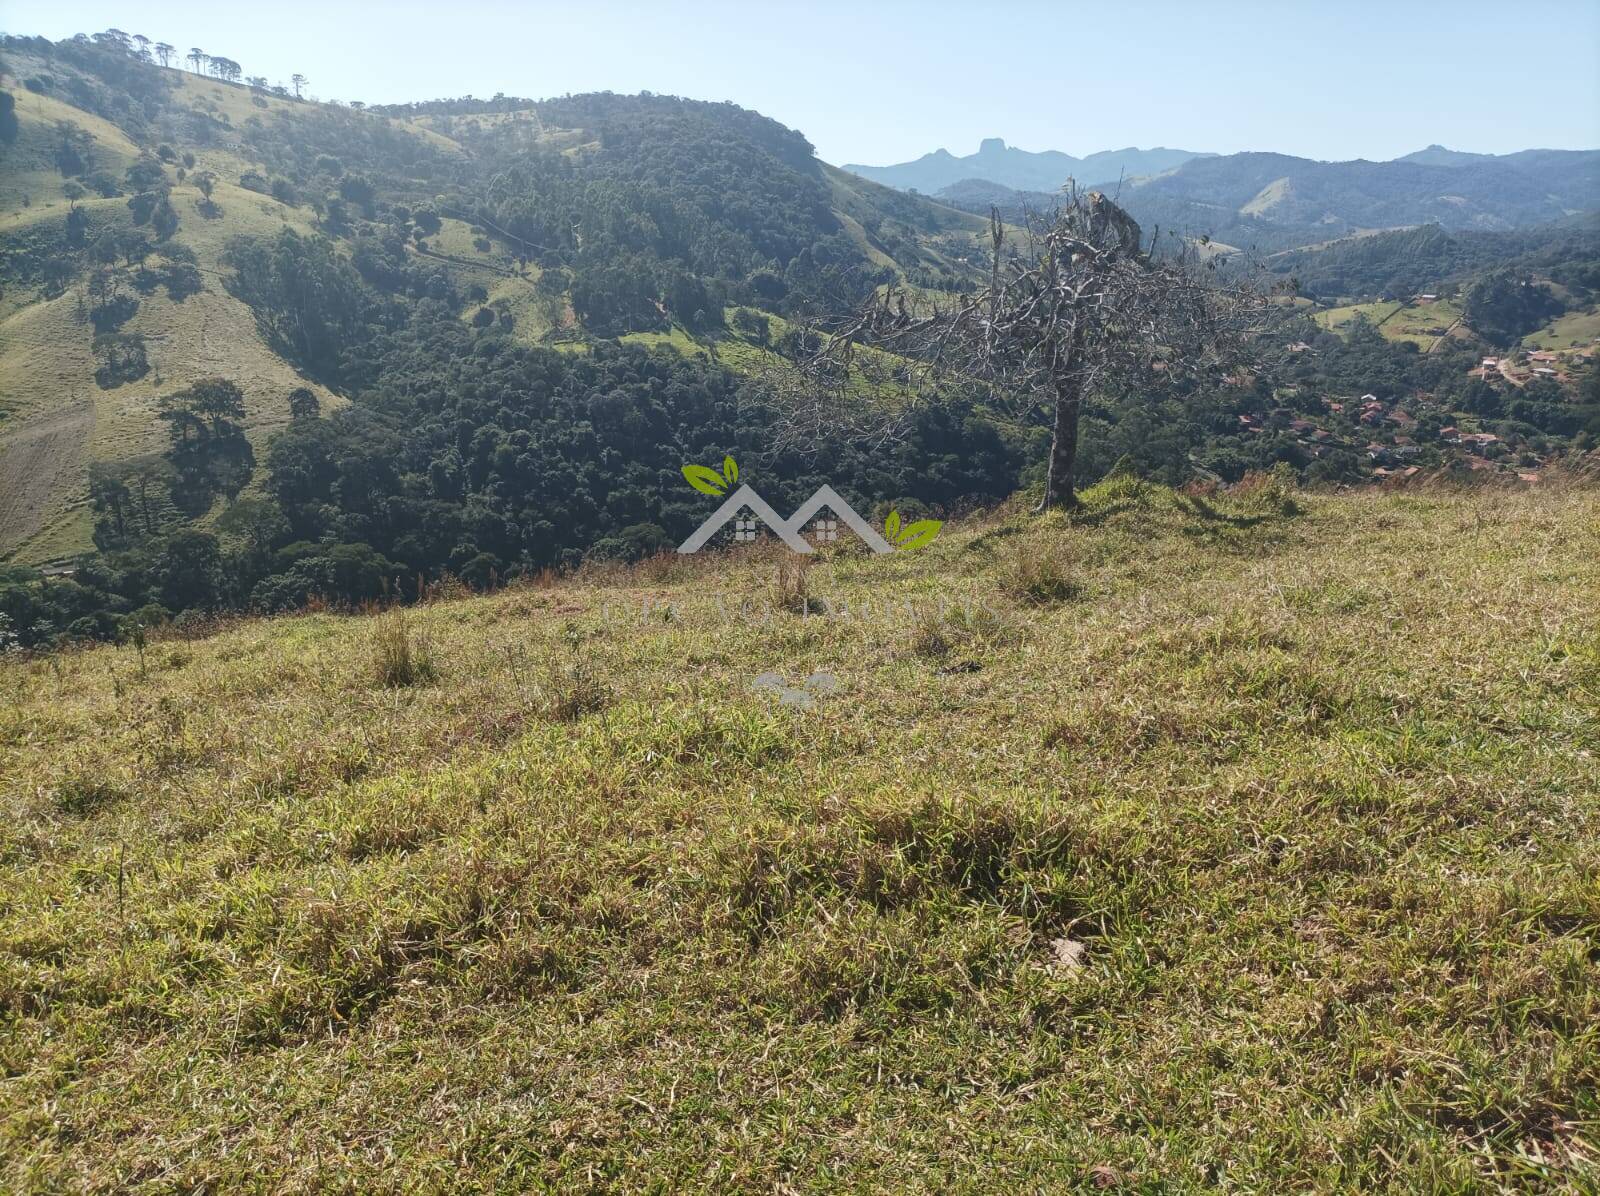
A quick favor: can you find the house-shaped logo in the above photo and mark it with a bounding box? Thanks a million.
[677,484,894,554]
[676,457,941,555]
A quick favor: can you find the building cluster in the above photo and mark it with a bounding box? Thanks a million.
[1233,371,1580,485]
[1471,345,1592,386]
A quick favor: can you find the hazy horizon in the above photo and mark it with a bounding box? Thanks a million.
[4,0,1598,167]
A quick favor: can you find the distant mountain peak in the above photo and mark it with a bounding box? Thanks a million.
[1395,144,1497,167]
[843,141,1212,196]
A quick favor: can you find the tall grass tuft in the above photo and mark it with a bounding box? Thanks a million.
[1229,467,1301,516]
[998,539,1082,604]
[371,611,438,688]
[769,555,814,615]
[521,631,609,721]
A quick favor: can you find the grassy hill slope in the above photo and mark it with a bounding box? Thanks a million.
[0,180,343,561]
[2,481,1596,1190]
[0,66,368,560]
[1314,297,1470,351]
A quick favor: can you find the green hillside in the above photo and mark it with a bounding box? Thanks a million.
[1313,298,1469,351]
[2,481,1597,1189]
[0,42,991,563]
[0,64,368,560]
[1263,219,1600,304]
[1525,308,1600,351]
[931,154,1600,254]
[1293,220,1600,356]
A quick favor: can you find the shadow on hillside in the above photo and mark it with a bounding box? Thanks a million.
[1167,492,1274,529]
[959,475,1301,554]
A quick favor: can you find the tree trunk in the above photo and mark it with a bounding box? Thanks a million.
[1036,377,1082,511]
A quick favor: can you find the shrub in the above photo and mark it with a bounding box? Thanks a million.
[54,774,125,816]
[83,170,122,198]
[130,603,173,628]
[913,601,1020,662]
[172,609,218,640]
[125,157,166,190]
[93,333,151,389]
[910,611,953,659]
[943,601,1020,648]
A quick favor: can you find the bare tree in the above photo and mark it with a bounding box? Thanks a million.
[788,189,1276,510]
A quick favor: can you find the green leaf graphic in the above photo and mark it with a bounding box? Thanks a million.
[723,455,739,484]
[895,519,943,550]
[683,464,728,496]
[885,510,901,542]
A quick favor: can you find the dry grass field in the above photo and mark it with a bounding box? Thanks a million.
[2,478,1596,1191]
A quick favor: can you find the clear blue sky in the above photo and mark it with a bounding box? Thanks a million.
[5,0,1597,165]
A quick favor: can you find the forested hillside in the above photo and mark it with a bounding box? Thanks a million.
[0,32,991,563]
[1263,217,1600,303]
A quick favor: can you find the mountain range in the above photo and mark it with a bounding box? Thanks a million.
[842,138,1209,194]
[867,142,1600,252]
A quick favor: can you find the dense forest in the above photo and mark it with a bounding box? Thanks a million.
[1,31,1597,650]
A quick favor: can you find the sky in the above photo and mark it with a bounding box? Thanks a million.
[5,0,1598,165]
